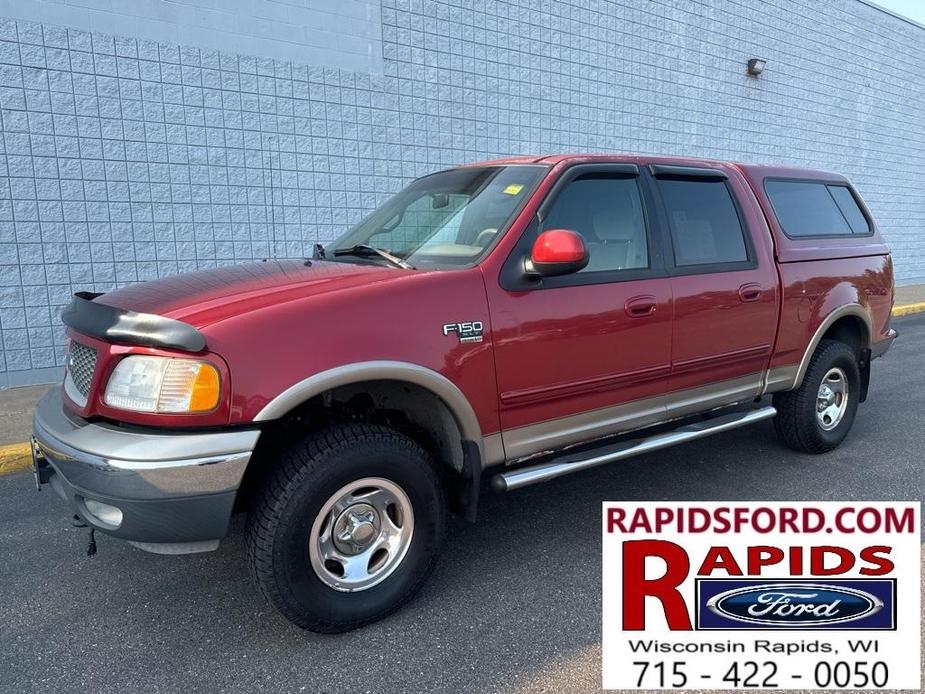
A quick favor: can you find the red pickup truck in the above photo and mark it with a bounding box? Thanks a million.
[32,154,895,632]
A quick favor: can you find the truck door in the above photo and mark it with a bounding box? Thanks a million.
[486,164,673,460]
[645,164,779,417]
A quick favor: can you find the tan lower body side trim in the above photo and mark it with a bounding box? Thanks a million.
[762,365,800,394]
[481,432,506,467]
[665,374,764,419]
[499,373,765,463]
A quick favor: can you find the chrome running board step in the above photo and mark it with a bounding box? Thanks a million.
[491,406,777,492]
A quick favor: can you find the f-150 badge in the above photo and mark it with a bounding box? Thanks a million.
[443,321,483,344]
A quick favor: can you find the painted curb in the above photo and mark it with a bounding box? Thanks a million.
[0,443,31,477]
[892,302,925,318]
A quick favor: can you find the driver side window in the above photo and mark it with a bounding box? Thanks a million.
[542,175,649,273]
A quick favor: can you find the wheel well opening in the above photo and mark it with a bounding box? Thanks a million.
[821,315,869,355]
[237,380,467,512]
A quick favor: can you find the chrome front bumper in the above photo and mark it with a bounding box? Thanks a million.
[32,386,260,552]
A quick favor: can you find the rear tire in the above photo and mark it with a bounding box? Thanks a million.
[245,423,446,632]
[773,339,860,453]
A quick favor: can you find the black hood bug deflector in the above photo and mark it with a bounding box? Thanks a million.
[62,292,206,352]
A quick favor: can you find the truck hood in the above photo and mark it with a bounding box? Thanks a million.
[95,260,404,328]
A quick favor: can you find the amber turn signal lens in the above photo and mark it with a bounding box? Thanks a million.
[189,363,220,412]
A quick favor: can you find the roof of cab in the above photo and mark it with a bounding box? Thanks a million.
[463,153,845,182]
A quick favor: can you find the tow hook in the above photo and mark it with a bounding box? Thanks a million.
[30,437,53,490]
[68,515,97,556]
[70,513,87,528]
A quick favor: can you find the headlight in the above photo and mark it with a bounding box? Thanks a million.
[104,355,221,413]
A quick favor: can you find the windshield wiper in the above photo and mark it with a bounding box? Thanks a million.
[332,244,414,270]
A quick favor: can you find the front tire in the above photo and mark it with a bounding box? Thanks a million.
[245,423,446,632]
[773,339,861,453]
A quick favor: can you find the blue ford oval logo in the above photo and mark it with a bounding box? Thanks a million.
[706,583,883,627]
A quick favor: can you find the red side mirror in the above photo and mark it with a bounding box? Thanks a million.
[529,229,589,277]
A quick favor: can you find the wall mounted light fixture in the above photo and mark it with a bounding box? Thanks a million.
[746,58,767,77]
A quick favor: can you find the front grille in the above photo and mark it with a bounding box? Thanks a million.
[64,341,98,406]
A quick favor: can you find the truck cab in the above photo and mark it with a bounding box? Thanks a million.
[32,154,895,632]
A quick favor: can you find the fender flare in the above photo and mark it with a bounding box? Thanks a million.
[253,360,484,447]
[792,304,872,390]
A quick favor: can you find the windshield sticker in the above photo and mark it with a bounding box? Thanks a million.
[502,184,525,195]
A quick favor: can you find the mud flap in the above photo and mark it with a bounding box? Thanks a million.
[458,439,482,523]
[859,348,871,403]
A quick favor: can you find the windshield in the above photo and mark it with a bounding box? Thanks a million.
[328,165,547,268]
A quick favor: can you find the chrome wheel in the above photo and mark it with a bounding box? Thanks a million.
[309,477,414,592]
[816,367,848,431]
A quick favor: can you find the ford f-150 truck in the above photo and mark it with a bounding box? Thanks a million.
[32,154,895,632]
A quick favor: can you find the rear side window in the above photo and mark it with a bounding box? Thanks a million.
[828,185,870,234]
[765,180,871,237]
[657,179,749,267]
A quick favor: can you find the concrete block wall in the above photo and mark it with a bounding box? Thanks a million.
[0,0,923,386]
[0,0,382,73]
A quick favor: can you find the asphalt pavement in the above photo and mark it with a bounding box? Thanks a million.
[2,313,924,694]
